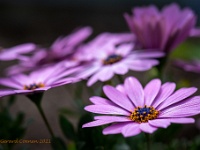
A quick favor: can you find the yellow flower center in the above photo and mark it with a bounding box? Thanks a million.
[103,54,122,65]
[23,83,45,90]
[130,105,159,123]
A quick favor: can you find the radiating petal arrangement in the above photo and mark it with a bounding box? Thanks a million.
[83,76,199,137]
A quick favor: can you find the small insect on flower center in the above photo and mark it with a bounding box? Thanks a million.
[23,83,45,90]
[130,105,159,123]
[103,54,122,65]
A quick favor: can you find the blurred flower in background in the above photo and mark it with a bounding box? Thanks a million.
[174,59,200,73]
[124,3,200,53]
[5,27,92,75]
[74,33,164,86]
[0,63,80,98]
[0,43,36,61]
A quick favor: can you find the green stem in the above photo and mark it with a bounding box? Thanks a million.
[156,54,169,82]
[27,93,55,138]
[145,133,151,150]
[36,104,55,138]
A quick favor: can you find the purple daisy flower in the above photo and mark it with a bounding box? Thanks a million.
[75,33,164,86]
[6,27,92,75]
[0,63,80,98]
[124,3,200,53]
[83,76,200,137]
[174,59,200,73]
[0,43,36,61]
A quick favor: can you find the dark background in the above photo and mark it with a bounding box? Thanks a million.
[0,0,200,47]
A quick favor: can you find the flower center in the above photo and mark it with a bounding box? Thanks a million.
[23,83,45,90]
[130,105,159,123]
[103,54,122,65]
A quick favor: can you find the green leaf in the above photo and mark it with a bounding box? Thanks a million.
[51,137,67,150]
[59,115,77,141]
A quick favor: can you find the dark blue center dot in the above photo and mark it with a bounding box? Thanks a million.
[130,105,159,123]
[103,54,122,65]
[24,83,45,90]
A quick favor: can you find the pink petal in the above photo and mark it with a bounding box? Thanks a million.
[84,105,130,116]
[189,28,200,37]
[87,66,114,86]
[159,96,200,117]
[167,118,195,124]
[82,120,115,128]
[153,82,176,108]
[94,116,131,122]
[103,122,131,135]
[158,87,197,110]
[148,119,171,128]
[139,123,157,133]
[124,77,144,107]
[0,78,21,89]
[122,123,141,137]
[144,79,161,106]
[0,90,17,97]
[132,51,164,59]
[112,63,129,75]
[116,84,126,95]
[103,85,134,111]
[89,96,115,105]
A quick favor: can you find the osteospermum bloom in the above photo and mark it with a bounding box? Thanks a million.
[83,76,200,137]
[174,59,200,73]
[0,43,36,61]
[75,34,164,86]
[124,3,200,53]
[6,27,92,75]
[0,63,80,98]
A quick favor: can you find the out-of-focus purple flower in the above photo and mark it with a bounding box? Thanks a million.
[74,33,164,86]
[0,43,36,61]
[124,3,200,53]
[83,76,200,137]
[174,59,200,73]
[6,27,92,75]
[0,63,80,98]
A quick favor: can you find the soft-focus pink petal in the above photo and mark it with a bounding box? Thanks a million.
[144,79,161,106]
[89,96,115,105]
[82,120,115,128]
[131,51,164,59]
[0,78,22,89]
[122,123,141,137]
[167,118,195,124]
[124,77,144,107]
[116,43,134,56]
[126,59,159,71]
[87,67,114,86]
[103,122,131,135]
[84,105,130,116]
[0,90,18,98]
[148,119,171,128]
[103,85,134,111]
[139,123,157,133]
[190,28,200,37]
[112,63,129,75]
[94,116,131,122]
[76,64,101,79]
